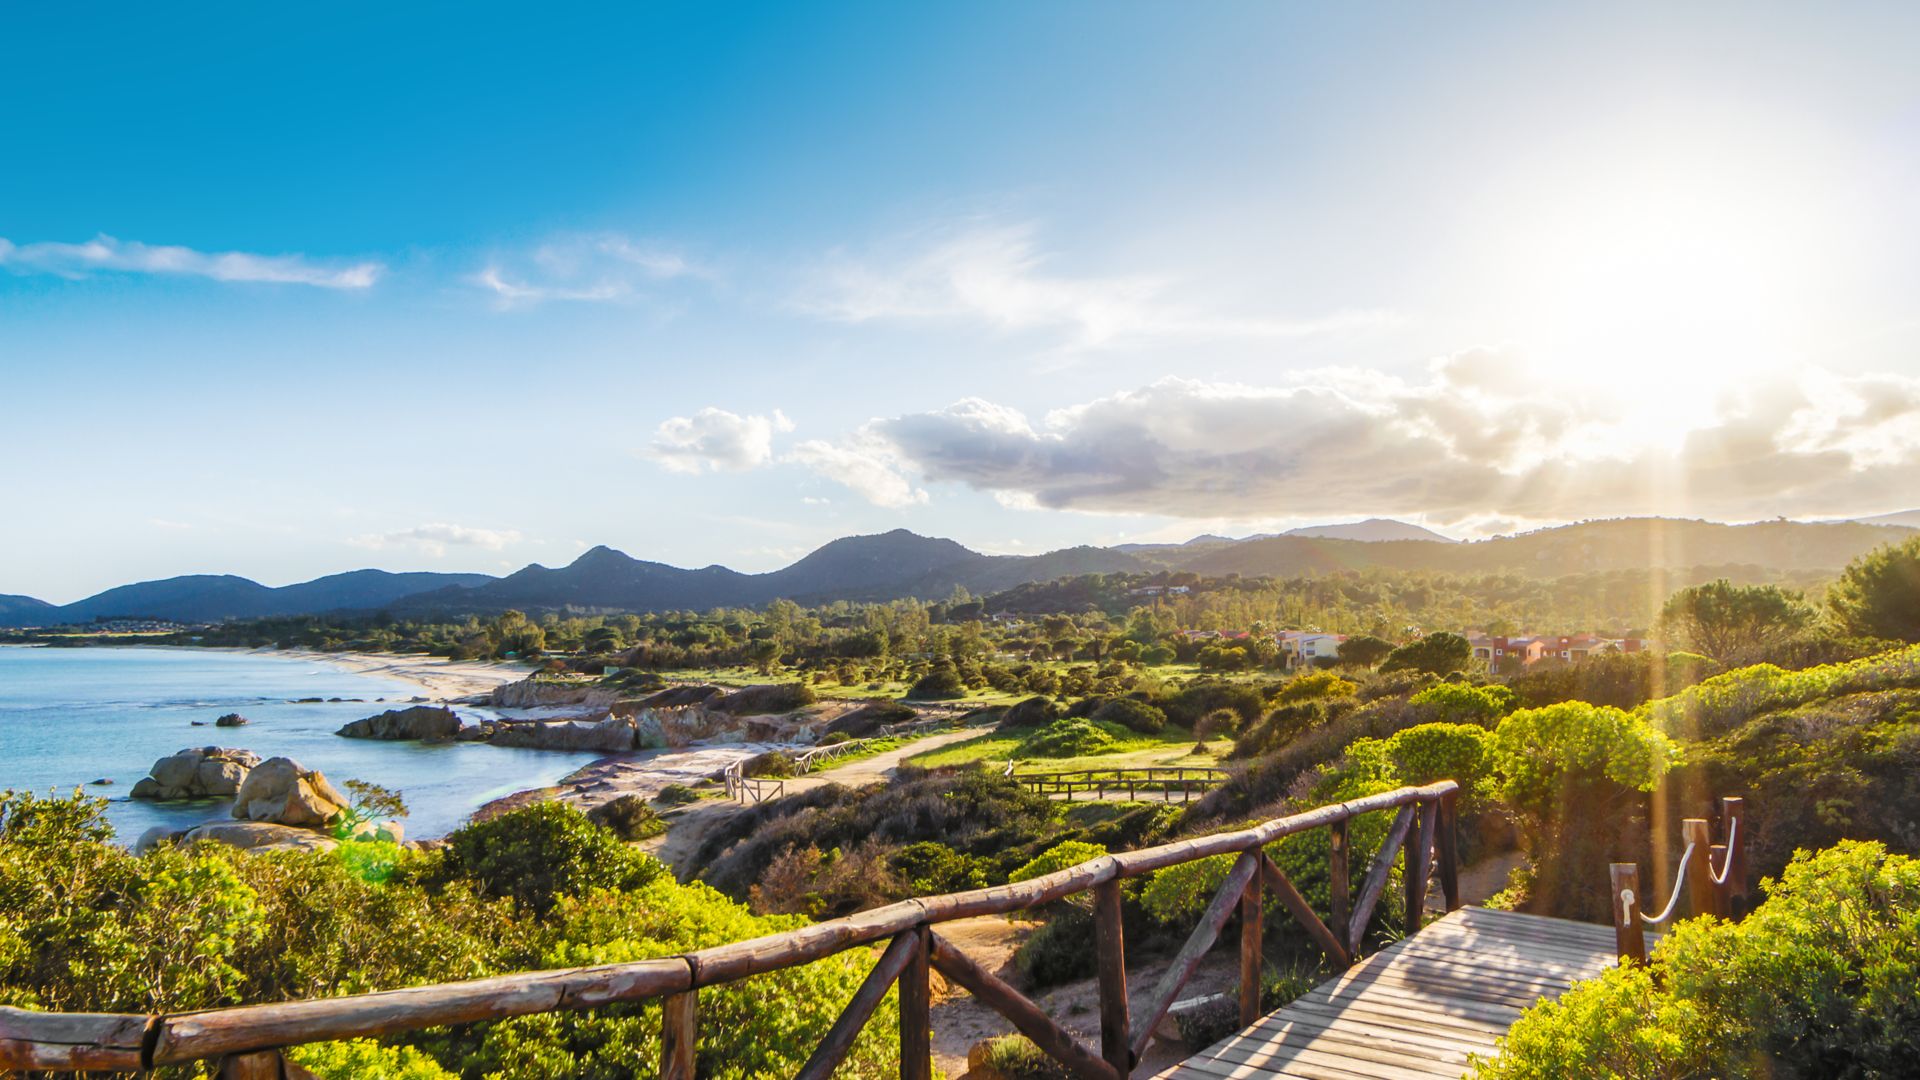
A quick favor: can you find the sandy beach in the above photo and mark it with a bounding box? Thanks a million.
[285,649,531,701]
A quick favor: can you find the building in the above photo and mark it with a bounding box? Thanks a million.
[1276,630,1346,668]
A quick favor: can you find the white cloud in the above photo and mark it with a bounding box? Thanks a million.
[0,234,381,288]
[474,233,703,307]
[852,358,1920,523]
[794,221,1396,351]
[350,523,524,558]
[646,407,793,474]
[787,433,928,509]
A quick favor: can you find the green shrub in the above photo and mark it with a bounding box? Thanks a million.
[1273,671,1357,705]
[1017,718,1124,758]
[1162,681,1266,728]
[1409,682,1516,725]
[1475,841,1920,1079]
[1828,536,1920,642]
[1380,632,1472,676]
[585,795,666,841]
[656,783,701,806]
[437,802,664,916]
[905,661,967,700]
[742,750,796,778]
[1091,696,1167,734]
[887,841,986,894]
[1012,907,1097,987]
[974,1034,1073,1079]
[292,1039,458,1079]
[1009,840,1107,884]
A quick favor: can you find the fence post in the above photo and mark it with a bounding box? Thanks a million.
[1327,819,1350,965]
[1681,819,1715,919]
[1610,863,1646,964]
[900,926,932,1080]
[1435,789,1461,912]
[1241,853,1265,1028]
[661,990,697,1079]
[1095,878,1131,1077]
[218,1050,290,1079]
[1403,801,1434,936]
[1722,796,1750,917]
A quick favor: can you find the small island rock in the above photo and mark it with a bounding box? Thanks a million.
[214,712,250,727]
[129,747,262,801]
[336,704,461,741]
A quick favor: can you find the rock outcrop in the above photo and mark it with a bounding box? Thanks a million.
[488,677,620,710]
[627,684,724,709]
[336,704,462,741]
[182,821,339,853]
[487,715,643,752]
[230,757,349,828]
[214,712,250,727]
[825,700,918,738]
[129,747,261,800]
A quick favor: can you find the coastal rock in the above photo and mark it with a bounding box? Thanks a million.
[90,777,112,786]
[214,712,250,727]
[134,825,178,854]
[231,756,349,827]
[487,715,639,752]
[488,677,620,710]
[184,821,338,853]
[130,747,263,801]
[336,704,461,741]
[825,700,917,738]
[628,684,724,709]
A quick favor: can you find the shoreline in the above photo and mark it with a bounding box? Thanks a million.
[141,644,534,701]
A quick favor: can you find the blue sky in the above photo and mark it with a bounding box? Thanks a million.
[5,2,1920,602]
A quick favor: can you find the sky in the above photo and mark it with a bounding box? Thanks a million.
[4,2,1920,603]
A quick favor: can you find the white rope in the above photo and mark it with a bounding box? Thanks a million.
[1709,817,1738,887]
[1637,840,1696,926]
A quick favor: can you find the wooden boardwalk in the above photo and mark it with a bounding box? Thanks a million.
[1157,906,1625,1079]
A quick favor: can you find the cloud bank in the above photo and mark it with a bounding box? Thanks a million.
[350,523,523,557]
[475,233,702,306]
[794,221,1395,351]
[0,235,382,288]
[647,407,794,474]
[796,356,1920,524]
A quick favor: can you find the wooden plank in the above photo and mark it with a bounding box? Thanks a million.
[901,926,932,1080]
[219,1050,289,1080]
[1202,1031,1467,1079]
[928,932,1115,1080]
[1216,1013,1478,1067]
[0,1007,151,1072]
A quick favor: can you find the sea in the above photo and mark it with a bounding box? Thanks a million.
[0,645,602,841]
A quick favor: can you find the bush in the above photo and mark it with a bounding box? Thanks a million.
[711,681,817,715]
[1828,536,1920,642]
[585,795,666,841]
[1409,682,1517,726]
[1009,840,1107,884]
[1380,632,1472,676]
[1017,718,1124,758]
[656,783,701,806]
[742,750,797,778]
[1476,841,1920,1079]
[437,802,664,915]
[1091,696,1167,734]
[974,1034,1073,1079]
[887,841,987,894]
[906,661,968,700]
[1272,671,1357,705]
[1162,681,1266,728]
[1000,696,1060,729]
[1012,907,1098,987]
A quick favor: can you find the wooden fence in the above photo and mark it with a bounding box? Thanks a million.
[1010,767,1230,803]
[720,760,783,803]
[0,781,1459,1079]
[1609,795,1749,963]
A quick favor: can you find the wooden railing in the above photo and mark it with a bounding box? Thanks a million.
[1010,767,1230,803]
[720,760,784,803]
[1608,795,1749,963]
[0,781,1459,1079]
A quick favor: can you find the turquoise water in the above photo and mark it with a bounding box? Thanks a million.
[0,646,600,840]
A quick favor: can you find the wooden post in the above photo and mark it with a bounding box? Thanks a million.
[1327,818,1350,964]
[1681,818,1715,920]
[1722,796,1750,917]
[219,1050,289,1080]
[1435,789,1461,912]
[900,926,932,1080]
[1403,801,1434,937]
[1093,879,1131,1078]
[660,990,697,1080]
[1610,863,1646,964]
[1240,855,1265,1028]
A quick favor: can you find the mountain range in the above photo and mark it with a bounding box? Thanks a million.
[3,516,1914,627]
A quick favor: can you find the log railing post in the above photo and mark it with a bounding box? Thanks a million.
[1681,818,1715,920]
[1610,863,1646,964]
[218,1049,291,1080]
[1240,854,1265,1028]
[1435,789,1460,912]
[1093,879,1131,1078]
[1403,801,1436,937]
[1327,818,1350,964]
[900,926,932,1080]
[1722,796,1750,917]
[660,990,697,1080]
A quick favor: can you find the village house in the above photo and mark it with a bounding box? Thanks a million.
[1276,629,1346,668]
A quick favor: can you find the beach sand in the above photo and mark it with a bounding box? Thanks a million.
[291,649,531,700]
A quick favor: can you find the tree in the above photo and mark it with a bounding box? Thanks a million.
[1380,632,1472,676]
[744,638,783,675]
[1337,634,1396,668]
[1658,579,1817,661]
[1828,537,1920,643]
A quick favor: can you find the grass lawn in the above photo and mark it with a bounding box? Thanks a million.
[907,723,1226,773]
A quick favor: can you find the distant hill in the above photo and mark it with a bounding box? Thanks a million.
[1847,509,1920,530]
[1283,518,1456,543]
[0,594,55,626]
[11,517,1913,625]
[3,569,496,627]
[393,530,1149,615]
[1165,518,1914,579]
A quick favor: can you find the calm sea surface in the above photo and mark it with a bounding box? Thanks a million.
[0,646,599,840]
